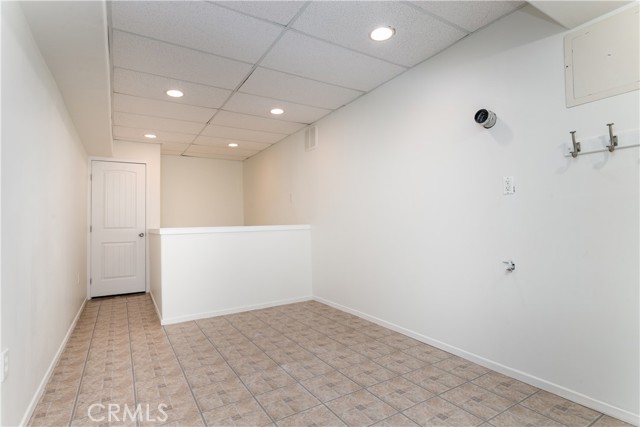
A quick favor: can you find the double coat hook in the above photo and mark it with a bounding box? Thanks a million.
[569,131,581,157]
[606,123,618,152]
[568,123,622,158]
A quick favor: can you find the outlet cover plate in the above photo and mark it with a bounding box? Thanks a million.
[0,349,8,383]
[503,176,515,195]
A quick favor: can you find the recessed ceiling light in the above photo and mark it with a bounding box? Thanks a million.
[144,134,157,139]
[228,143,238,147]
[166,89,184,98]
[270,108,284,115]
[370,26,395,41]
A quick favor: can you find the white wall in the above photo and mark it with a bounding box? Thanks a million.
[149,226,312,324]
[0,4,4,423]
[1,3,88,425]
[161,155,244,227]
[244,6,639,423]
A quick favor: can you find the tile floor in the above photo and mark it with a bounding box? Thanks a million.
[29,294,631,427]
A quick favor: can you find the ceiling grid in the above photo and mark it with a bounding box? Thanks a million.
[108,1,525,161]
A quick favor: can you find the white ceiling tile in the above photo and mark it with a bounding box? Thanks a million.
[412,1,523,32]
[188,144,258,156]
[240,67,363,110]
[111,2,283,63]
[112,30,252,89]
[262,31,406,92]
[213,111,305,134]
[225,92,331,124]
[186,144,256,159]
[201,124,287,144]
[109,1,519,153]
[113,112,205,134]
[113,126,195,144]
[184,152,249,161]
[113,93,216,123]
[160,142,190,153]
[292,1,467,67]
[194,135,272,151]
[113,68,231,109]
[215,1,306,25]
[161,151,186,156]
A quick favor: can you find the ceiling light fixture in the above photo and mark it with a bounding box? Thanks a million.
[228,143,238,147]
[270,108,284,115]
[144,134,157,139]
[165,89,184,98]
[370,26,395,41]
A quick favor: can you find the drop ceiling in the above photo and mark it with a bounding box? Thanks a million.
[109,1,526,161]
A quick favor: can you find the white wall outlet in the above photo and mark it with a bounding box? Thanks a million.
[503,176,515,195]
[0,349,8,383]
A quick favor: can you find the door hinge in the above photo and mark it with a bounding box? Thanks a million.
[90,278,92,285]
[90,225,92,232]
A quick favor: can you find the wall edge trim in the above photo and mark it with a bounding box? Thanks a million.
[149,291,162,325]
[313,296,640,426]
[19,298,88,427]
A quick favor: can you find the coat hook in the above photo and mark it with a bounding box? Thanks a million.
[606,123,618,152]
[569,131,581,158]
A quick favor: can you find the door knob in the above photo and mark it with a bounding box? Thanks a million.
[139,232,145,237]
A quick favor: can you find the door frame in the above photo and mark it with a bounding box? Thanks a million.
[87,157,149,299]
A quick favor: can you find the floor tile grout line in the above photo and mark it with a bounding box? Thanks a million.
[125,298,140,427]
[67,300,102,426]
[212,313,405,427]
[368,377,532,427]
[587,413,605,427]
[425,374,501,418]
[300,303,607,426]
[27,306,98,426]
[272,402,328,425]
[367,372,478,425]
[374,410,412,426]
[362,355,600,427]
[506,388,599,427]
[339,345,517,425]
[396,365,537,424]
[227,307,468,425]
[160,321,209,427]
[482,387,567,427]
[199,312,362,426]
[518,389,604,427]
[33,297,617,427]
[436,385,520,425]
[192,318,279,426]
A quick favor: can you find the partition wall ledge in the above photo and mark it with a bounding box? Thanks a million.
[149,224,310,235]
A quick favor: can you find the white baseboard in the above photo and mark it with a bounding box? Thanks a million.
[160,296,314,325]
[313,296,640,426]
[19,298,87,427]
[149,291,162,323]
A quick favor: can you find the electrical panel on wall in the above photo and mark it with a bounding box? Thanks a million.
[305,126,318,151]
[564,5,639,107]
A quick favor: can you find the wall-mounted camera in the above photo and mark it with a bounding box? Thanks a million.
[474,109,497,129]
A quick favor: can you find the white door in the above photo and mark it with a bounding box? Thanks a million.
[91,161,146,297]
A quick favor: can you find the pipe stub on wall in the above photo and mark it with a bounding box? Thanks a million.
[475,109,497,129]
